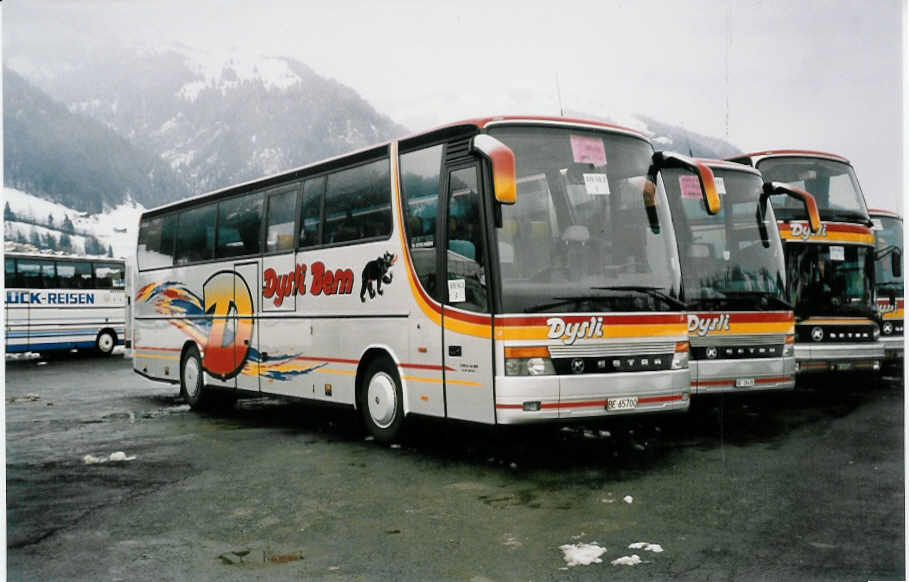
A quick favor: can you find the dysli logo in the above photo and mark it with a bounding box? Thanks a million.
[546,317,605,345]
[202,271,254,379]
[688,313,731,337]
[790,222,827,240]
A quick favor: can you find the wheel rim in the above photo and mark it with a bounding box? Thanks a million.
[98,333,114,353]
[183,356,201,399]
[366,372,397,429]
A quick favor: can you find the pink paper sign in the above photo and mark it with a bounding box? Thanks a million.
[679,175,702,200]
[570,135,607,166]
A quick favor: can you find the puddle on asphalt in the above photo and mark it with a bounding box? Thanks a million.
[218,549,303,566]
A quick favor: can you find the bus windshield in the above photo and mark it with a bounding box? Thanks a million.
[663,167,787,310]
[873,214,903,291]
[756,157,869,223]
[785,243,874,318]
[487,125,681,313]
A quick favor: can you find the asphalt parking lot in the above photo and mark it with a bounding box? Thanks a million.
[5,353,905,581]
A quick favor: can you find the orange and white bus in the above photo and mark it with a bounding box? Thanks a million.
[870,208,903,365]
[727,150,884,375]
[662,159,819,394]
[132,116,718,441]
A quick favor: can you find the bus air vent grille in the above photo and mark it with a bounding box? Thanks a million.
[445,138,473,164]
[548,341,676,359]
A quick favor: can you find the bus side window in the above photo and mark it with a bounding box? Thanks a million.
[400,145,443,301]
[138,213,177,270]
[324,158,391,245]
[299,177,324,248]
[57,260,93,289]
[266,188,299,253]
[18,259,56,289]
[216,191,263,258]
[5,258,21,288]
[94,263,125,289]
[175,204,216,264]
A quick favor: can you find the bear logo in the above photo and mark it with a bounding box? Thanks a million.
[360,251,396,302]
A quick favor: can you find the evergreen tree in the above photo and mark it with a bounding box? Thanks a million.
[107,243,114,257]
[62,215,75,233]
[59,233,73,253]
[47,213,55,228]
[29,229,41,246]
[4,202,14,221]
[43,233,57,251]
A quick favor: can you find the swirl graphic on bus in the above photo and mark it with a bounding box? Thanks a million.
[202,271,255,380]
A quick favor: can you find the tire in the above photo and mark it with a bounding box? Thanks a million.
[359,358,405,443]
[96,330,117,355]
[180,345,212,410]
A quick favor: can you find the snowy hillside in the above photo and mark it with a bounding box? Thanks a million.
[4,187,142,259]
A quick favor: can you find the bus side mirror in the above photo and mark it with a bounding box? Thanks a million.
[472,134,516,205]
[652,151,720,214]
[762,182,821,234]
[893,249,902,278]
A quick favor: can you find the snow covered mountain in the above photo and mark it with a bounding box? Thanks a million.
[4,188,141,259]
[20,47,407,197]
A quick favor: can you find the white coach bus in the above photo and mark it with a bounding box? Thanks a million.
[133,116,718,441]
[5,253,127,356]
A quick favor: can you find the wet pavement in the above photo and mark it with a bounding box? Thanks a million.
[5,352,905,581]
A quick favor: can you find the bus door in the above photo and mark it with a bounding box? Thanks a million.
[441,164,495,423]
[234,261,260,393]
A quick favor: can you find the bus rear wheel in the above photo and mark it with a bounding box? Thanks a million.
[359,359,405,444]
[180,345,212,410]
[95,330,116,355]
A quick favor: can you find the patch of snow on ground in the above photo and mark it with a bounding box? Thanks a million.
[611,554,642,566]
[83,451,136,464]
[560,542,607,567]
[629,542,663,552]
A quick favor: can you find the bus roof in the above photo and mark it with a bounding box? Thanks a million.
[868,208,902,220]
[726,149,852,166]
[141,115,651,218]
[4,251,125,263]
[693,157,762,176]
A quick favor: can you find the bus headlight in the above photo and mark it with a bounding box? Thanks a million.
[671,341,689,370]
[504,346,555,376]
[783,334,795,357]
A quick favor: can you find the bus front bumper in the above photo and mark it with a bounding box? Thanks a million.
[690,356,795,395]
[494,368,690,425]
[879,335,904,363]
[794,342,884,374]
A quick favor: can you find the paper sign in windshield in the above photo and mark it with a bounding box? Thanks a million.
[679,175,702,200]
[714,177,726,195]
[570,135,607,166]
[871,218,883,231]
[448,279,466,303]
[829,246,845,261]
[583,173,611,195]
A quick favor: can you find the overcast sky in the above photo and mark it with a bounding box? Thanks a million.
[4,0,904,211]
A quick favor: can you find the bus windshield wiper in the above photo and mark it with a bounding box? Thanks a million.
[719,290,792,311]
[522,295,609,313]
[590,286,685,310]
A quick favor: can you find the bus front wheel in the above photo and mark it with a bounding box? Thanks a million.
[180,345,211,409]
[95,330,117,355]
[359,359,405,444]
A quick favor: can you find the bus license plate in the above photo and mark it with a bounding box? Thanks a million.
[607,397,638,411]
[735,378,755,388]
